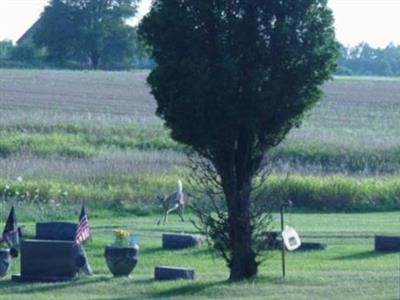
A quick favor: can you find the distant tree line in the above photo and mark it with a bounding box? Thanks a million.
[337,43,400,76]
[0,0,153,70]
[1,3,400,75]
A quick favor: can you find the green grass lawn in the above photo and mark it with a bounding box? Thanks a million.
[1,212,399,300]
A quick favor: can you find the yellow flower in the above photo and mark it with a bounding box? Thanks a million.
[113,228,129,238]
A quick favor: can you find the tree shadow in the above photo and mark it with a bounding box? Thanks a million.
[141,245,210,256]
[0,275,110,294]
[149,280,225,298]
[334,250,392,260]
[142,228,200,235]
[141,245,165,255]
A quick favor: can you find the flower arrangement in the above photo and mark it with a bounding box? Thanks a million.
[105,229,139,276]
[113,229,130,246]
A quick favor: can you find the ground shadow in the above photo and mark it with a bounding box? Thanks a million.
[141,245,211,256]
[149,280,224,298]
[95,225,198,235]
[0,275,110,294]
[140,245,166,255]
[334,250,393,260]
[0,280,21,289]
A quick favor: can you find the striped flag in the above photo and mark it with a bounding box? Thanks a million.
[2,206,19,250]
[75,205,90,245]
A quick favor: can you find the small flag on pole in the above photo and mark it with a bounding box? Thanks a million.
[2,206,19,250]
[75,205,90,245]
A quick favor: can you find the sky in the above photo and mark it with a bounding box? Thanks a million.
[0,0,400,48]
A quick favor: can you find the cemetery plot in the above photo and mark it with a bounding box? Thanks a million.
[11,222,90,282]
[0,212,398,299]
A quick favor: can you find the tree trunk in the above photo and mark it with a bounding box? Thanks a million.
[90,51,100,69]
[223,172,258,280]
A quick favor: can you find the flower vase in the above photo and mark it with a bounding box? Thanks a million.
[104,243,139,277]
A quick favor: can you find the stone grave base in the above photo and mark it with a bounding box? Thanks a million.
[12,274,73,282]
[154,266,195,281]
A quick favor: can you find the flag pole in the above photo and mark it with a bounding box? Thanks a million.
[1,188,5,229]
[280,200,292,279]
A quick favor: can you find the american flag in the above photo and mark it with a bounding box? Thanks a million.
[2,206,19,249]
[75,204,90,245]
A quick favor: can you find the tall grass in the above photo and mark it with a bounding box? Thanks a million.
[0,173,184,209]
[264,175,400,211]
[271,142,400,175]
[0,174,400,212]
[0,122,180,158]
[1,121,400,175]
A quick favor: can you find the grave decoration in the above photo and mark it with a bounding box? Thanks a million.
[0,206,19,278]
[105,229,139,277]
[282,226,301,251]
[280,200,302,279]
[2,206,19,257]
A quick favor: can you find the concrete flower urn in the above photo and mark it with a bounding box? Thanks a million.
[0,249,10,278]
[104,245,139,277]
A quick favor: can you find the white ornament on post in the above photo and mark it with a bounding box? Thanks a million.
[282,226,301,251]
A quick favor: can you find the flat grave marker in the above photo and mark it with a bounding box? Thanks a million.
[154,266,195,281]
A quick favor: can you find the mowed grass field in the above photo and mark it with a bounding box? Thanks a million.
[1,212,400,300]
[0,69,400,299]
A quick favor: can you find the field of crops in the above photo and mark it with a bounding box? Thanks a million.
[0,69,400,211]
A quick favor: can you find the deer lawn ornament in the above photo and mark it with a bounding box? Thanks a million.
[157,179,184,225]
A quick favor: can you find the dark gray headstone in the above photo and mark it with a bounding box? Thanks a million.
[36,222,77,241]
[154,266,195,281]
[162,233,205,249]
[375,235,400,252]
[13,239,83,282]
